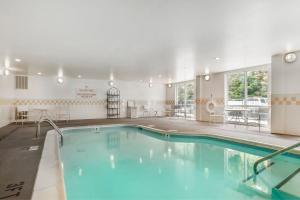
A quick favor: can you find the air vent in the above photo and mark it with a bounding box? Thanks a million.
[15,75,28,90]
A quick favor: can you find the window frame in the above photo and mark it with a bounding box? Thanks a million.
[225,65,270,108]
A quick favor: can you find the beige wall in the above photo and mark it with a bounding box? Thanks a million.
[196,73,225,122]
[271,51,300,136]
[166,84,175,106]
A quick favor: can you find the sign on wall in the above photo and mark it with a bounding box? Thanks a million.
[76,85,97,98]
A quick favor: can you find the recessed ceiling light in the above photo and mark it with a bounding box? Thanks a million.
[215,57,220,61]
[204,75,210,81]
[15,58,21,62]
[149,83,153,88]
[57,77,64,84]
[108,80,114,86]
[78,75,82,78]
[167,83,172,88]
[4,69,10,76]
[37,72,42,75]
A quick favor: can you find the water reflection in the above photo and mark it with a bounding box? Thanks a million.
[106,132,120,150]
[61,127,300,200]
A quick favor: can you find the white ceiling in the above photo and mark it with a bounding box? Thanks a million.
[0,0,300,83]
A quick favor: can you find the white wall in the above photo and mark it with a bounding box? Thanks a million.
[0,75,166,127]
[271,52,300,135]
[0,75,15,127]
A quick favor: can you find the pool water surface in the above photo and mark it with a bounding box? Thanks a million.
[60,126,300,200]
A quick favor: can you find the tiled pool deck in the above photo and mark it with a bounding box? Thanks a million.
[0,118,300,200]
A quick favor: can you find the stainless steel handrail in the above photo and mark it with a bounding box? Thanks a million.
[253,142,300,175]
[36,118,63,146]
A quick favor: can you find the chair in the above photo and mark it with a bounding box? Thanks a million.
[248,107,269,132]
[207,101,224,124]
[165,105,173,117]
[127,101,137,118]
[209,107,225,124]
[55,106,70,122]
[142,105,158,118]
[142,105,150,117]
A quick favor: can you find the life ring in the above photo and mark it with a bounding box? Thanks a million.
[206,100,216,114]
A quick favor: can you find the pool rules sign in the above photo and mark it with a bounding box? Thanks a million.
[76,85,97,99]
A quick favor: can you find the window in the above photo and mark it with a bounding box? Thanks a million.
[225,67,270,129]
[227,72,245,106]
[175,80,195,120]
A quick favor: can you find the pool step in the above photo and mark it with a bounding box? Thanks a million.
[272,168,300,199]
[242,161,299,197]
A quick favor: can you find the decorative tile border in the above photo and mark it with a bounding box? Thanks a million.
[166,100,175,105]
[271,94,300,105]
[0,98,166,107]
[14,99,107,106]
[196,98,224,105]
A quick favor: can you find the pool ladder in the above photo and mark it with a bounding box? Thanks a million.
[253,141,300,175]
[36,118,64,146]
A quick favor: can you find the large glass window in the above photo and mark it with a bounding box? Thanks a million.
[175,80,195,120]
[227,72,245,106]
[225,68,270,129]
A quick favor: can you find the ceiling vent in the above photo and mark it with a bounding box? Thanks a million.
[15,75,28,90]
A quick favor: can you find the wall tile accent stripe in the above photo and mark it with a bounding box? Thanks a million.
[0,98,166,107]
[271,94,300,105]
[196,98,224,105]
[166,100,175,105]
[14,99,107,106]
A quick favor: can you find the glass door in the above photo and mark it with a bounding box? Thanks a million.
[175,80,195,120]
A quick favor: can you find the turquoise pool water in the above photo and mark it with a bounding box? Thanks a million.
[60,126,300,200]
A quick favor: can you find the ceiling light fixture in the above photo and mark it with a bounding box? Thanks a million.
[215,57,220,61]
[15,58,21,62]
[149,83,153,88]
[284,52,297,63]
[4,69,10,76]
[108,80,114,86]
[57,77,64,84]
[167,83,172,88]
[78,75,82,78]
[204,74,210,81]
[37,72,42,75]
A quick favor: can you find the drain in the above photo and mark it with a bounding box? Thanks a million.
[94,127,101,133]
[28,146,39,151]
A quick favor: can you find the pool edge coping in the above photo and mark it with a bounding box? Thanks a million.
[32,123,300,200]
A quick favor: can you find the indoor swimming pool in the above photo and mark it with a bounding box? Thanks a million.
[60,126,300,200]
